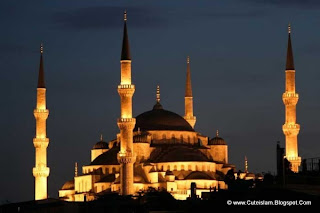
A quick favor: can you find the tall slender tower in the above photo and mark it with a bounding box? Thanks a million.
[117,11,136,195]
[282,24,301,173]
[244,156,248,173]
[184,56,196,128]
[33,43,50,200]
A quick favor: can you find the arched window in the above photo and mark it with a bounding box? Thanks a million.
[181,165,185,171]
[161,165,164,171]
[167,165,170,171]
[162,134,166,142]
[171,134,175,143]
[188,165,192,171]
[174,165,177,171]
[187,136,191,144]
[112,167,116,173]
[105,168,109,174]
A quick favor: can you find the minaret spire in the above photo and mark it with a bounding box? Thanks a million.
[282,24,301,173]
[117,11,136,195]
[286,23,294,70]
[38,43,45,88]
[153,85,163,110]
[121,10,131,60]
[184,56,196,128]
[33,43,50,200]
[156,85,160,103]
[75,162,78,177]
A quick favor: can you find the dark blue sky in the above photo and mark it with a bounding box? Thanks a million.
[1,0,320,202]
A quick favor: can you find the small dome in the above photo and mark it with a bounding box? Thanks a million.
[93,141,108,149]
[208,130,226,145]
[61,180,74,190]
[93,135,108,149]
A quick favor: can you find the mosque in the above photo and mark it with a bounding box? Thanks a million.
[32,12,300,202]
[56,12,235,201]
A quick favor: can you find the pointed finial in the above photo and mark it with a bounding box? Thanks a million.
[124,10,127,21]
[288,23,291,34]
[187,56,190,64]
[100,134,103,141]
[216,130,219,137]
[75,162,78,177]
[40,43,43,54]
[156,85,160,103]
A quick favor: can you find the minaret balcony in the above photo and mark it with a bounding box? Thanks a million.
[34,109,49,119]
[117,118,136,129]
[282,123,300,136]
[33,138,49,148]
[33,165,50,177]
[118,84,135,89]
[282,92,299,105]
[117,151,136,164]
[285,156,301,163]
[118,85,135,97]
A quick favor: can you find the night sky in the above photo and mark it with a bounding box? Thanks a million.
[1,0,320,202]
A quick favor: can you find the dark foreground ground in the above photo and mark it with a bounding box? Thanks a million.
[1,185,320,213]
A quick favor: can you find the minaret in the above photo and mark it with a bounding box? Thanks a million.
[184,56,196,128]
[33,43,50,200]
[117,11,136,195]
[244,156,248,173]
[75,162,78,177]
[282,24,301,173]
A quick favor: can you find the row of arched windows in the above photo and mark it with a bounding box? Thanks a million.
[153,134,197,144]
[157,164,213,172]
[84,167,117,175]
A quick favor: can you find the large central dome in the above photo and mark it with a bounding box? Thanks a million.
[134,103,194,132]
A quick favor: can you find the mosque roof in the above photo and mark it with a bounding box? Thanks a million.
[134,106,194,132]
[90,146,119,165]
[97,174,116,183]
[149,144,212,163]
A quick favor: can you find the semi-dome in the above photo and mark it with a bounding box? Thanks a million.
[134,104,194,132]
[90,146,119,165]
[208,130,226,145]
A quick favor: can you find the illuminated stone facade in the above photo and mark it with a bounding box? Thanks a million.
[59,13,234,201]
[33,44,50,200]
[282,24,301,173]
